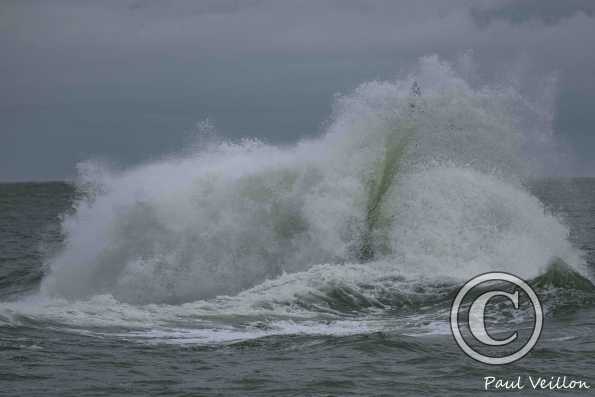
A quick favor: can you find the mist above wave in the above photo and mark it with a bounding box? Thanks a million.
[40,55,582,304]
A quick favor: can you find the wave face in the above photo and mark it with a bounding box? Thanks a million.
[39,55,582,306]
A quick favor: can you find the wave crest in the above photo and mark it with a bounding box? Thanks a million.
[40,55,582,304]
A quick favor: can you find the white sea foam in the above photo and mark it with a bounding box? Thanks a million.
[0,55,585,344]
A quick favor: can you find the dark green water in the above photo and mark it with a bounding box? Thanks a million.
[1,180,594,396]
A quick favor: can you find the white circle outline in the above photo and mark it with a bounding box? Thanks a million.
[450,272,543,365]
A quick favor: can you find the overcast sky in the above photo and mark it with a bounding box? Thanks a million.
[2,0,595,181]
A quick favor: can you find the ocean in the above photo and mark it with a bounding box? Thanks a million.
[1,57,594,396]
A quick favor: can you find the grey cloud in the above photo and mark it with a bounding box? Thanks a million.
[1,0,594,180]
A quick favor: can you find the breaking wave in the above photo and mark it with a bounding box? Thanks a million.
[41,55,584,304]
[1,55,590,344]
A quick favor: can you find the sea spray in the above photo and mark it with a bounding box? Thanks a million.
[38,55,583,306]
[359,82,422,261]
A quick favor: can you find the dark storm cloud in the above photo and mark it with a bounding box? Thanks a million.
[1,0,594,180]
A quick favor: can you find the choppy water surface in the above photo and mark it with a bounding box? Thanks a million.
[1,58,594,396]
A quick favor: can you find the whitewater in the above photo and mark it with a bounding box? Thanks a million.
[1,56,590,346]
